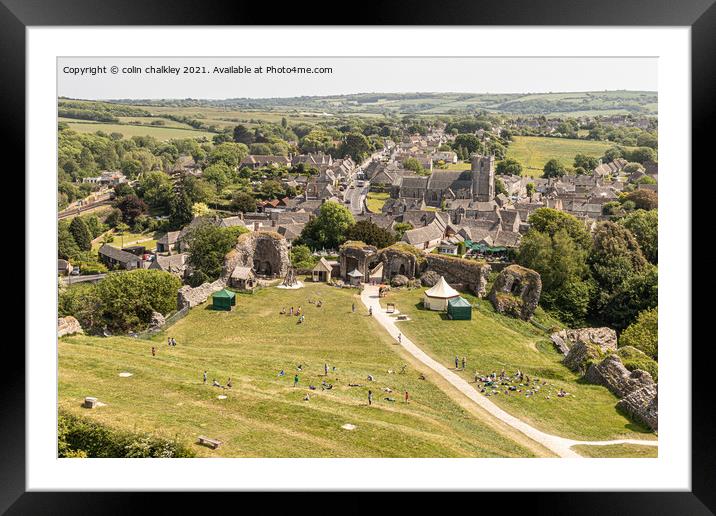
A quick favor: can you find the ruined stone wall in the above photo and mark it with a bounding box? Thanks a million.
[228,231,290,279]
[339,242,378,281]
[378,244,422,280]
[551,327,618,356]
[488,264,541,320]
[177,278,226,309]
[424,254,491,297]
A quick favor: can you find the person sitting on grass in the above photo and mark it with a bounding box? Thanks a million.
[226,378,232,389]
[280,307,286,315]
[212,379,220,388]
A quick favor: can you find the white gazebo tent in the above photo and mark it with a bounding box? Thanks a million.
[423,276,460,311]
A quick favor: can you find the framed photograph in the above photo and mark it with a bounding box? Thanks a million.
[6,0,713,511]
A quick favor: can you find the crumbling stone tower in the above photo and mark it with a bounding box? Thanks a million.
[471,154,495,202]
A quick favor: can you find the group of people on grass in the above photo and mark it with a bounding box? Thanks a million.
[472,368,570,400]
[203,370,232,389]
[150,337,179,357]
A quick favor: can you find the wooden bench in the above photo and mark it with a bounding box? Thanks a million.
[197,435,223,449]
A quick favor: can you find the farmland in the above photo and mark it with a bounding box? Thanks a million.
[505,136,634,177]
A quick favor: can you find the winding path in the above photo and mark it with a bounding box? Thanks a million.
[360,285,657,458]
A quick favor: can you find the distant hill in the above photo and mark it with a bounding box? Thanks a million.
[88,91,657,116]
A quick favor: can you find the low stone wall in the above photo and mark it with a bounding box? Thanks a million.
[58,316,83,337]
[617,385,658,431]
[424,254,491,297]
[177,279,227,309]
[584,354,655,399]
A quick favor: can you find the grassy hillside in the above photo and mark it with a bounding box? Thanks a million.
[73,90,657,117]
[506,136,635,177]
[59,282,551,458]
[383,288,655,442]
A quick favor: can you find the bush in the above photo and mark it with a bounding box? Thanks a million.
[58,411,195,458]
[617,346,658,381]
[619,307,658,359]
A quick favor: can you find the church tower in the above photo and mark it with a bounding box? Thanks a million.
[471,154,495,202]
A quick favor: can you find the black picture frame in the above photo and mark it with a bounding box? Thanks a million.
[3,0,712,512]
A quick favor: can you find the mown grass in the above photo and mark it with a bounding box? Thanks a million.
[59,283,550,458]
[506,136,635,177]
[571,444,658,458]
[383,288,656,441]
[366,192,389,213]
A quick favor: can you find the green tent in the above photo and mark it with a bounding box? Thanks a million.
[447,296,472,320]
[212,288,236,311]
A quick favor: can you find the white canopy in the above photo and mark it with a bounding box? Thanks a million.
[424,276,459,298]
[347,268,364,278]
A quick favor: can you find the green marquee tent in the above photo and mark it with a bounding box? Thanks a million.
[212,288,236,311]
[447,296,472,320]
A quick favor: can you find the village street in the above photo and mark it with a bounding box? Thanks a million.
[360,284,658,458]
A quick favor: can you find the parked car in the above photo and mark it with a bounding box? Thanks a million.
[70,266,81,276]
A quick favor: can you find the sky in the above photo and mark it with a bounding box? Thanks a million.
[58,57,657,100]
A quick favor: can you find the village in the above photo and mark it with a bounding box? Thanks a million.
[57,96,659,459]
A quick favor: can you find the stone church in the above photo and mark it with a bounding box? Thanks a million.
[392,154,495,207]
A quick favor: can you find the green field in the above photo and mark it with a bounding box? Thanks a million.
[506,136,631,177]
[366,192,390,213]
[571,443,658,458]
[91,230,160,252]
[60,119,214,141]
[59,283,553,458]
[383,288,656,442]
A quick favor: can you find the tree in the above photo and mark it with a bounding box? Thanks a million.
[620,209,658,264]
[625,189,658,211]
[95,270,182,333]
[297,201,355,250]
[402,157,424,174]
[453,134,480,155]
[517,228,592,325]
[260,180,285,200]
[202,163,231,191]
[526,182,536,197]
[58,220,81,260]
[495,158,522,176]
[105,208,123,228]
[136,171,173,212]
[573,153,599,171]
[169,191,193,229]
[191,202,212,217]
[495,177,507,196]
[589,221,647,293]
[290,244,317,269]
[231,191,256,213]
[185,222,248,281]
[393,222,413,240]
[542,159,566,178]
[340,133,371,162]
[345,220,397,249]
[208,142,249,168]
[114,195,148,225]
[69,217,93,252]
[600,264,657,331]
[620,307,658,360]
[528,208,591,251]
[233,124,254,145]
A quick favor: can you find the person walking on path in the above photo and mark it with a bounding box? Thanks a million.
[454,356,459,369]
[462,357,466,370]
[367,390,373,406]
[398,333,402,344]
[168,337,172,346]
[352,302,356,313]
[203,371,207,384]
[294,374,299,387]
[369,306,373,316]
